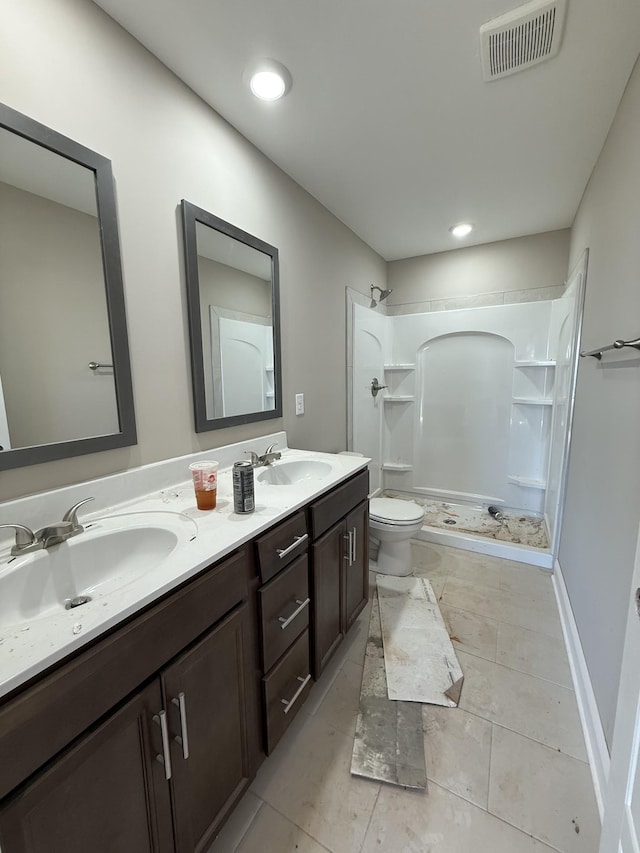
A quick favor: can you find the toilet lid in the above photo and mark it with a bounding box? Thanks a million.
[370,498,424,525]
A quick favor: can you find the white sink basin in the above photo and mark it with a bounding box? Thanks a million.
[0,512,196,628]
[257,459,332,486]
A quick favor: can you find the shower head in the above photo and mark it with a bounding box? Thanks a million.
[370,285,393,308]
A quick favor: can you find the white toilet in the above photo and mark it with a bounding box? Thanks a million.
[369,497,426,576]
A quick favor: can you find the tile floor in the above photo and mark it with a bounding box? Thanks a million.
[209,541,601,853]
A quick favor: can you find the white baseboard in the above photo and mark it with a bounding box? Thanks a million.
[553,558,609,820]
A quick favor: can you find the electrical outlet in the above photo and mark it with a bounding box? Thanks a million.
[295,393,305,416]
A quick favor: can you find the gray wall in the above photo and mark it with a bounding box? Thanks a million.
[387,230,570,311]
[0,0,385,500]
[559,58,640,748]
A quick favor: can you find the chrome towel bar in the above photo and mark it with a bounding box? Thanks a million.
[88,361,114,370]
[580,336,640,360]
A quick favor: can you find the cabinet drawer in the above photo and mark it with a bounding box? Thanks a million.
[263,630,312,754]
[259,554,309,672]
[255,511,308,583]
[309,469,369,539]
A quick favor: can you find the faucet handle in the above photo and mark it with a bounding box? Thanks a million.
[0,523,37,555]
[62,497,95,533]
[245,451,260,467]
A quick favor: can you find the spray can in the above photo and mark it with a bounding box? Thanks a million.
[233,461,255,513]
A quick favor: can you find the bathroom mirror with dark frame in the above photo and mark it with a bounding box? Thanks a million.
[0,102,136,471]
[181,200,282,432]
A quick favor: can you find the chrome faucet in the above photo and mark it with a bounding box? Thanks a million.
[0,497,94,556]
[245,443,282,467]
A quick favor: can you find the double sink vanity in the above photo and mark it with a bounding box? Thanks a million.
[0,436,370,853]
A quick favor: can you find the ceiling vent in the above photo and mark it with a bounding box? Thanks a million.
[480,0,567,82]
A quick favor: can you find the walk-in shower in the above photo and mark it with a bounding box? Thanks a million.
[347,256,586,568]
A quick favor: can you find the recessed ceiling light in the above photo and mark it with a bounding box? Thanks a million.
[449,222,473,238]
[247,60,292,101]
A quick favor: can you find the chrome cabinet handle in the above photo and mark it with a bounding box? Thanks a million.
[153,711,172,780]
[351,527,357,564]
[171,692,190,760]
[280,674,312,715]
[276,533,308,560]
[278,597,310,630]
[343,533,352,565]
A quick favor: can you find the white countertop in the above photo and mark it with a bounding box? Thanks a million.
[0,447,369,699]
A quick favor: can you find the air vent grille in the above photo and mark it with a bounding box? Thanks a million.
[480,0,566,82]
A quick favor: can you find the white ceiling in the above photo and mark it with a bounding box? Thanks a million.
[93,0,640,261]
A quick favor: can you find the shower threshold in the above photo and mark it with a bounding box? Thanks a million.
[387,494,554,569]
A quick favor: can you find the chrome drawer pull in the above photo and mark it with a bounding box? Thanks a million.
[280,674,312,715]
[276,533,308,560]
[278,597,310,630]
[153,711,172,780]
[171,692,190,760]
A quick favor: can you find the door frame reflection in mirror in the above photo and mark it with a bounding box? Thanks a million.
[0,102,137,471]
[181,200,282,432]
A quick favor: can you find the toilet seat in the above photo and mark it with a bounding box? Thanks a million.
[370,497,424,526]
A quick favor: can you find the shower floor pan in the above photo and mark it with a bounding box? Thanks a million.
[386,494,553,569]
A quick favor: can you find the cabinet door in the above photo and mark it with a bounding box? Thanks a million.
[311,520,345,678]
[163,602,255,853]
[0,682,174,853]
[343,500,370,630]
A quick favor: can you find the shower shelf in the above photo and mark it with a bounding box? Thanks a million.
[512,397,553,406]
[382,463,413,471]
[383,364,416,371]
[514,360,556,368]
[507,475,546,489]
[383,395,414,402]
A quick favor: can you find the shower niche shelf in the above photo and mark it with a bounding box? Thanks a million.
[514,360,556,368]
[383,395,414,403]
[382,463,413,471]
[383,364,416,371]
[512,397,553,406]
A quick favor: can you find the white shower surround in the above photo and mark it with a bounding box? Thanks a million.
[351,295,579,557]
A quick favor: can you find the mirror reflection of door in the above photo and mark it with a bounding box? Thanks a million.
[195,222,273,421]
[210,310,274,418]
[0,126,118,451]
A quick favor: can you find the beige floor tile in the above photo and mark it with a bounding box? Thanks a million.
[489,726,600,852]
[496,621,573,687]
[251,715,380,853]
[457,651,587,761]
[314,659,363,737]
[441,575,562,639]
[498,562,555,601]
[235,803,330,853]
[422,706,492,809]
[440,603,498,661]
[207,791,263,853]
[411,540,461,578]
[361,780,556,852]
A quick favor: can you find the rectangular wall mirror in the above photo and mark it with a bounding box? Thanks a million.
[0,103,136,471]
[181,201,282,432]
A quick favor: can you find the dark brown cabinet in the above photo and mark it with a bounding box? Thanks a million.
[163,603,254,853]
[310,470,369,678]
[0,681,174,853]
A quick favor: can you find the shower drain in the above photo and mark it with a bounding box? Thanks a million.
[443,518,457,525]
